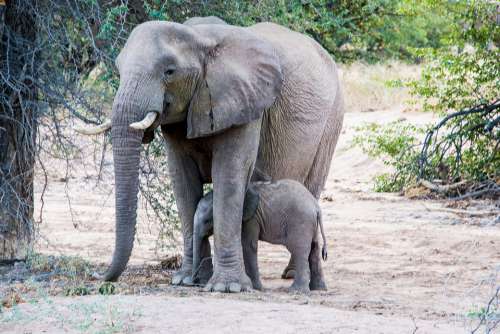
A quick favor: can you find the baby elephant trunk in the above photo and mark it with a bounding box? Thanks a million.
[192,220,214,285]
[317,210,328,261]
[192,224,206,277]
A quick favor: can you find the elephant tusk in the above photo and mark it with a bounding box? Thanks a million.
[74,120,112,135]
[129,112,158,130]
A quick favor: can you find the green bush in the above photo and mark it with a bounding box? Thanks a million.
[354,0,499,196]
[90,0,452,65]
[409,1,499,112]
[353,120,425,192]
[409,0,499,192]
[98,282,116,295]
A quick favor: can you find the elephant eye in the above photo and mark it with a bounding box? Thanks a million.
[164,68,175,77]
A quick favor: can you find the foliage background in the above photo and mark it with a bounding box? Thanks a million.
[353,0,499,195]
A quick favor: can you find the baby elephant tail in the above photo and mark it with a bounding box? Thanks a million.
[317,210,328,261]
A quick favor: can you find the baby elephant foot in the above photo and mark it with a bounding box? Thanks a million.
[171,268,194,286]
[193,257,214,286]
[309,279,327,291]
[281,269,296,279]
[203,270,252,293]
[251,279,264,291]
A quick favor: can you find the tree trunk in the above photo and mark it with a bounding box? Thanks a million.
[0,1,38,261]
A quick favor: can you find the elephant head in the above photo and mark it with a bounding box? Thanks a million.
[76,21,282,281]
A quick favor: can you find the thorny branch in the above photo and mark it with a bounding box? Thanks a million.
[1,1,179,255]
[471,286,500,334]
[417,100,500,199]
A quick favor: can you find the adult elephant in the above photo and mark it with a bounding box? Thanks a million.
[76,18,344,292]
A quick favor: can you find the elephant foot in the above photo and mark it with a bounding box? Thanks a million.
[281,268,296,279]
[288,283,310,294]
[309,280,327,291]
[251,279,263,291]
[193,257,214,286]
[203,269,252,293]
[171,268,194,286]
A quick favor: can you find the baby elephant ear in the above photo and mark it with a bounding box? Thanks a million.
[243,186,260,222]
[187,28,283,138]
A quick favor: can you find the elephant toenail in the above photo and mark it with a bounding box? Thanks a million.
[182,276,194,286]
[213,282,226,292]
[228,283,241,293]
[172,275,182,285]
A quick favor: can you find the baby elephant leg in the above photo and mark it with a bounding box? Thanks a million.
[242,222,263,290]
[287,244,311,294]
[309,240,327,290]
[281,257,296,279]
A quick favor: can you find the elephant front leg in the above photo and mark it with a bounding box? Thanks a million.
[205,121,261,293]
[242,222,263,290]
[164,141,204,286]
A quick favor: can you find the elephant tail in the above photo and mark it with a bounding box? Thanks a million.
[317,210,327,261]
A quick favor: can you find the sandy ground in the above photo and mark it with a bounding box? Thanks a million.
[1,108,499,333]
[1,295,467,334]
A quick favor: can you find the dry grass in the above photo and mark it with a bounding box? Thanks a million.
[339,61,421,113]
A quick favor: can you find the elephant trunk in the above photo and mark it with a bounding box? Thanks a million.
[103,80,150,282]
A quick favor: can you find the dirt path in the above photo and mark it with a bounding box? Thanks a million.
[1,295,466,334]
[2,109,498,333]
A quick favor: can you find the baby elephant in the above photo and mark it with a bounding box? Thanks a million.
[192,179,328,293]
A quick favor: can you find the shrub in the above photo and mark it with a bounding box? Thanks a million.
[354,0,499,198]
[353,120,425,192]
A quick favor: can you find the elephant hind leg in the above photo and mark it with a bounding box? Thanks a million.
[304,86,344,198]
[309,240,327,291]
[287,242,311,294]
[281,257,296,279]
[282,94,343,280]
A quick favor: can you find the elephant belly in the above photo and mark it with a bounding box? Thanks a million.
[256,93,328,183]
[253,188,288,245]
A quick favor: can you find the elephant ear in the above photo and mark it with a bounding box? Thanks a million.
[187,29,283,138]
[243,186,260,222]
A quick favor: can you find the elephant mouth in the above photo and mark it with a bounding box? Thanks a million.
[163,97,171,113]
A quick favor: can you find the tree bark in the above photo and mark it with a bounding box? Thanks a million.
[0,0,38,261]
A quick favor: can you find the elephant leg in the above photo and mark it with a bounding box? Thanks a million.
[204,120,261,293]
[284,87,344,284]
[164,137,204,286]
[281,257,296,279]
[304,85,344,199]
[242,222,262,290]
[287,250,311,294]
[309,240,327,291]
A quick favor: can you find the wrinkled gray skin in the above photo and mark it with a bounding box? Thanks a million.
[193,180,328,293]
[102,16,344,293]
[183,16,227,26]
